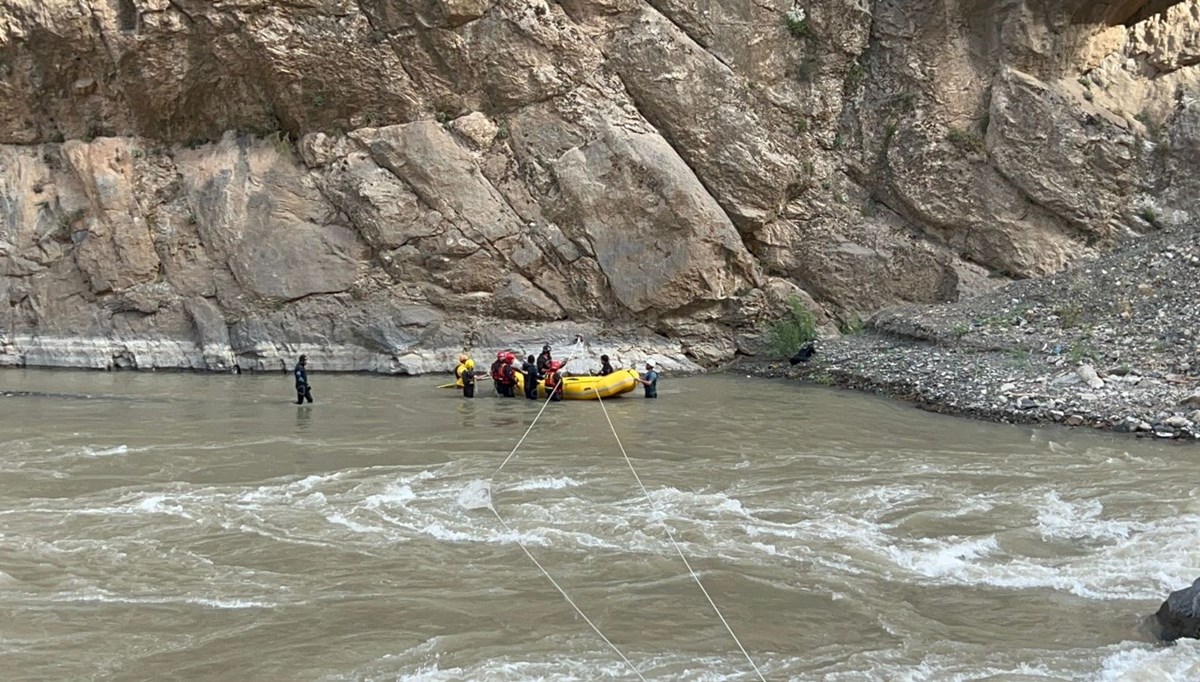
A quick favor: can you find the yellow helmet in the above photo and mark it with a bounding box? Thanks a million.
[464,359,475,370]
[458,353,469,363]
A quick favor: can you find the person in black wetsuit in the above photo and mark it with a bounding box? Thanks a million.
[536,344,552,375]
[521,354,540,400]
[594,354,614,376]
[294,355,313,404]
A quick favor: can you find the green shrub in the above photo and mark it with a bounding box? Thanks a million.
[839,316,865,335]
[784,8,807,38]
[946,126,985,155]
[766,296,817,358]
[846,61,865,87]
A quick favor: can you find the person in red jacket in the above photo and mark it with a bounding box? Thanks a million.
[543,360,567,402]
[498,352,520,398]
[490,351,506,396]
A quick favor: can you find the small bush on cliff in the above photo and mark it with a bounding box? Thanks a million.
[785,8,808,38]
[947,126,985,155]
[766,297,817,358]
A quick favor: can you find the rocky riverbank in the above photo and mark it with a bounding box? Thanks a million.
[745,227,1200,441]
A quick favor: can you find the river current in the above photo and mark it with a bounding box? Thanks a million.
[1,369,1198,681]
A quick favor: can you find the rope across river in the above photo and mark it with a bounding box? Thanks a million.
[485,347,766,680]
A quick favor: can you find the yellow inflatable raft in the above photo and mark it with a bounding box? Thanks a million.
[443,369,640,400]
[524,369,640,400]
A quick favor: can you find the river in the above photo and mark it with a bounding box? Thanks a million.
[1,369,1197,681]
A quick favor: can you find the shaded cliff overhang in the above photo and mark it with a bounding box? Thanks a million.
[1076,0,1186,26]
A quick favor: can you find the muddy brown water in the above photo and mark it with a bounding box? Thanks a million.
[1,369,1198,680]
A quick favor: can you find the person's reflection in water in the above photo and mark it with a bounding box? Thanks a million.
[457,400,476,430]
[489,400,520,428]
[295,404,313,432]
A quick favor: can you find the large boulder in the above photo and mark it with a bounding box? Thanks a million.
[1156,577,1200,641]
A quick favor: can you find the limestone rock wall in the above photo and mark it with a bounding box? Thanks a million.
[0,0,1198,371]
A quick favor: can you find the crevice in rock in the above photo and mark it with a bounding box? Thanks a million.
[641,0,735,75]
[115,0,139,32]
[609,69,763,250]
[352,0,429,120]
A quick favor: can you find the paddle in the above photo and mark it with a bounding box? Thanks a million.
[438,375,492,389]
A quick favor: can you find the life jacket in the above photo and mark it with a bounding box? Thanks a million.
[490,359,503,382]
[544,370,563,397]
[457,364,475,386]
[501,363,518,386]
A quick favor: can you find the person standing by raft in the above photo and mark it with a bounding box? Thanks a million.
[543,360,566,402]
[593,354,614,376]
[536,344,553,375]
[454,354,478,398]
[498,352,520,398]
[490,351,506,396]
[294,354,313,404]
[521,354,540,400]
[636,360,658,398]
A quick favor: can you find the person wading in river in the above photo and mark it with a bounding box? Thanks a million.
[498,353,520,398]
[536,344,553,375]
[455,354,477,399]
[636,360,658,399]
[521,354,540,400]
[294,355,313,404]
[490,351,506,396]
[544,360,566,402]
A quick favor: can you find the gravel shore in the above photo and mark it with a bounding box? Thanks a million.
[744,228,1200,441]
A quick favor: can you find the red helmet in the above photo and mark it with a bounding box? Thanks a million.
[504,352,516,363]
[549,361,561,371]
[496,350,505,359]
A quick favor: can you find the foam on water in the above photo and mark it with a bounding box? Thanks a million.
[43,590,277,609]
[80,444,130,457]
[324,634,789,682]
[1097,640,1200,681]
[454,479,492,510]
[5,460,1196,605]
[508,476,583,492]
[884,536,1003,578]
[1036,490,1147,543]
[4,411,1197,682]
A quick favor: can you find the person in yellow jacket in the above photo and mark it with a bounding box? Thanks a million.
[454,354,478,398]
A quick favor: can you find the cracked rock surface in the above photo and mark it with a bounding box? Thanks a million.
[2,0,1200,372]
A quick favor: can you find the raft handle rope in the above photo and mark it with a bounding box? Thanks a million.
[591,385,768,682]
[487,344,649,681]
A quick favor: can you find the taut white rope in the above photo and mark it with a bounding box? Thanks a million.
[487,507,647,681]
[487,342,647,680]
[592,387,768,682]
[491,339,585,480]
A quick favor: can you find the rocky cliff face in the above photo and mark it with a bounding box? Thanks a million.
[1,0,1198,372]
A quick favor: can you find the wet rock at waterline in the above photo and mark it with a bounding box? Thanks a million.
[1156,578,1200,641]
